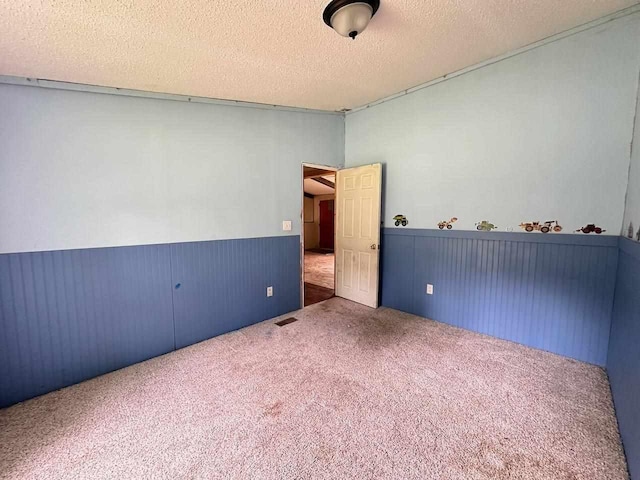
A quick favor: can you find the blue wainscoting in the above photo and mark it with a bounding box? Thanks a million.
[381,229,619,366]
[0,235,300,408]
[608,237,640,479]
[0,244,175,408]
[171,236,300,349]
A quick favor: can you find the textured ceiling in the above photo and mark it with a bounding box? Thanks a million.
[1,1,637,111]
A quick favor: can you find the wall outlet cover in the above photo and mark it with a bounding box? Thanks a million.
[426,284,434,295]
[267,286,274,297]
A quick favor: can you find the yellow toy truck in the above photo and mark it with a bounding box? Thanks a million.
[438,217,458,230]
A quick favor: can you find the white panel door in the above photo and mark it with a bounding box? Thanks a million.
[335,163,382,308]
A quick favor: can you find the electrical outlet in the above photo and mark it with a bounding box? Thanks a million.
[426,284,434,295]
[267,286,274,297]
[282,220,292,231]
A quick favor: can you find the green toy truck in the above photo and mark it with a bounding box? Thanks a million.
[476,220,497,232]
[394,215,408,227]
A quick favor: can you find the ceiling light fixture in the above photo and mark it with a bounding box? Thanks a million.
[323,0,380,40]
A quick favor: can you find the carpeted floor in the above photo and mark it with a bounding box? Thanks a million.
[304,251,334,290]
[0,298,628,479]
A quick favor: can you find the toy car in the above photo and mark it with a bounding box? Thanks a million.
[393,215,408,227]
[520,220,562,233]
[476,221,497,232]
[438,217,458,230]
[576,224,605,234]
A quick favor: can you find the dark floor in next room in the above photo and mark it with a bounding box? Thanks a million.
[304,250,335,306]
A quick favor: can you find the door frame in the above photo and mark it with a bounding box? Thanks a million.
[300,162,338,308]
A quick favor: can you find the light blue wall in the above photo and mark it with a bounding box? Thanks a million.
[0,85,344,254]
[0,83,343,406]
[345,13,640,473]
[346,14,640,235]
[623,75,640,239]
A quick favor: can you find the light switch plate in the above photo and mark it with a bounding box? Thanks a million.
[282,220,292,231]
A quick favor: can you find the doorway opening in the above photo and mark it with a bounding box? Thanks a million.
[302,164,336,306]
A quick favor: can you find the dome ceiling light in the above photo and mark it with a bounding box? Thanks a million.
[323,0,380,40]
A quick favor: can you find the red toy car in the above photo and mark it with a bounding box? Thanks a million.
[576,224,606,234]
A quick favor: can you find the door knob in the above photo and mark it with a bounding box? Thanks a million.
[370,244,376,250]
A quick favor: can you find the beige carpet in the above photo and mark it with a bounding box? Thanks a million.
[0,298,628,480]
[304,251,334,289]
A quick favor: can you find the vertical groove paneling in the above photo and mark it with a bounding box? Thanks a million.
[380,234,414,312]
[2,231,620,405]
[608,238,640,479]
[170,236,300,349]
[0,244,174,407]
[0,235,301,407]
[381,230,618,365]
